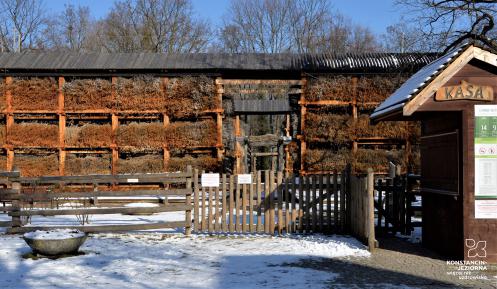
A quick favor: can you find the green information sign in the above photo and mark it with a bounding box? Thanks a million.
[474,105,497,219]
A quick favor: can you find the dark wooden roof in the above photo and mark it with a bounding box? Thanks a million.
[0,51,437,73]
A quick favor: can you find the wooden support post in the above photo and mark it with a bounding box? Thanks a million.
[300,75,307,174]
[285,114,291,173]
[269,171,276,235]
[162,113,170,171]
[221,174,227,232]
[249,173,254,233]
[111,114,119,175]
[333,170,339,232]
[185,166,192,235]
[285,172,290,233]
[6,149,13,171]
[256,171,262,232]
[5,76,13,170]
[234,115,242,174]
[215,77,223,161]
[277,171,283,235]
[59,149,66,176]
[264,170,270,234]
[229,175,235,233]
[352,77,358,171]
[193,169,199,232]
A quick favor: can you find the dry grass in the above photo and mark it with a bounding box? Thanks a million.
[15,154,59,176]
[65,154,111,175]
[0,79,5,110]
[0,154,6,171]
[354,115,410,140]
[65,124,112,147]
[116,122,166,149]
[306,76,353,102]
[354,148,405,173]
[10,77,58,110]
[356,76,407,104]
[10,123,58,147]
[117,154,164,174]
[167,155,219,172]
[64,79,113,110]
[165,119,217,149]
[115,76,164,111]
[305,148,351,172]
[0,124,5,145]
[304,111,352,143]
[166,76,217,118]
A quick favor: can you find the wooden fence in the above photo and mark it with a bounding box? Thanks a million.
[0,168,193,234]
[193,169,351,235]
[349,170,376,250]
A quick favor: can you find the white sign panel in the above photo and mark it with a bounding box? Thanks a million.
[201,173,220,187]
[474,105,497,218]
[237,174,252,184]
[475,200,497,219]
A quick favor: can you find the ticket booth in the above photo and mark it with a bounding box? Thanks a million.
[371,44,497,262]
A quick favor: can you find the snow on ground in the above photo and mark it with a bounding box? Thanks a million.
[0,232,369,289]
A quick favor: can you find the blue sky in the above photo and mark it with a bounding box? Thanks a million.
[46,0,401,35]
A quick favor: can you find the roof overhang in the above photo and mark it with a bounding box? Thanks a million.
[371,45,497,122]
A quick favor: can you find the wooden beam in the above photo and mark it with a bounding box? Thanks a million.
[403,46,475,116]
[218,79,302,86]
[7,221,186,234]
[58,76,65,113]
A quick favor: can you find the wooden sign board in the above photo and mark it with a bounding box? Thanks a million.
[436,81,493,102]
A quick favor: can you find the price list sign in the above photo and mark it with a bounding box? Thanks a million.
[474,105,497,219]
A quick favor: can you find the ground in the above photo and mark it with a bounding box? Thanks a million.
[0,212,496,289]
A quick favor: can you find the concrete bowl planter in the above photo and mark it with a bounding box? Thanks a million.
[123,202,159,216]
[23,229,88,256]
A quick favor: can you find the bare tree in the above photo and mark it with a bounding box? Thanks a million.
[44,4,92,51]
[99,0,211,53]
[0,0,46,52]
[397,0,497,52]
[381,19,430,52]
[221,0,382,54]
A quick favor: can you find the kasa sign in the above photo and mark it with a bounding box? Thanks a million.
[436,80,494,101]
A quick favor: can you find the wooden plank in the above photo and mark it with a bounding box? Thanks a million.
[221,174,227,232]
[284,172,290,233]
[305,175,311,233]
[193,169,199,233]
[229,175,235,233]
[208,186,213,232]
[298,174,304,233]
[219,79,303,85]
[333,171,339,233]
[291,173,296,233]
[340,171,346,233]
[311,175,317,232]
[269,171,275,235]
[7,189,191,201]
[7,221,185,234]
[319,174,324,232]
[11,172,192,184]
[10,205,192,217]
[377,179,383,231]
[0,171,20,178]
[11,179,21,227]
[256,171,262,233]
[249,174,254,233]
[368,169,376,252]
[242,184,246,232]
[214,186,220,232]
[201,184,206,232]
[277,171,283,235]
[264,170,270,234]
[185,166,192,235]
[326,174,331,233]
[0,221,12,227]
[235,180,240,232]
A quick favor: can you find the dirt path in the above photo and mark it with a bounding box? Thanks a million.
[289,236,497,289]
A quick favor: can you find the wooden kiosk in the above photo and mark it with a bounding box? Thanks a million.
[371,44,497,262]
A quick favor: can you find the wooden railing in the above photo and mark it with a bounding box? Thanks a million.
[0,168,193,234]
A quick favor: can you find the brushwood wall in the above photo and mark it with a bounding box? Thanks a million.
[0,72,419,177]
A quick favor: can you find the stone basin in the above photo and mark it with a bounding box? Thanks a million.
[23,230,88,256]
